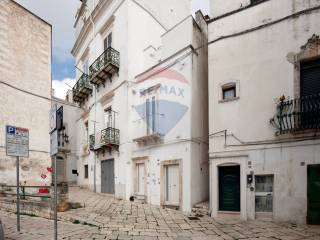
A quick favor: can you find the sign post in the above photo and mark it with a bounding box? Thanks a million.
[49,104,59,240]
[16,156,20,232]
[6,125,29,232]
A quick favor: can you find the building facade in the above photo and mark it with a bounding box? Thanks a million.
[52,94,79,185]
[208,0,320,224]
[71,0,209,211]
[0,0,52,186]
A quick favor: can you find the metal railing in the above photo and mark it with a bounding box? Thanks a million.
[73,73,92,92]
[101,127,120,146]
[72,73,92,102]
[274,94,320,134]
[0,185,51,199]
[89,47,120,78]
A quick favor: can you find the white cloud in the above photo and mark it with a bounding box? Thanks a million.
[52,78,76,100]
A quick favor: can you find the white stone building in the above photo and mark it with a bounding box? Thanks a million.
[52,94,79,185]
[0,0,52,186]
[71,0,209,211]
[208,0,320,224]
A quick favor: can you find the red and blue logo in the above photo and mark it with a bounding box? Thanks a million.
[135,67,189,136]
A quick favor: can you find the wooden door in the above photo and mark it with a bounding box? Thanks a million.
[219,166,240,211]
[308,164,320,224]
[165,165,179,205]
[137,163,145,195]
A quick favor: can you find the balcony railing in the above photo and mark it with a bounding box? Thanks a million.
[273,94,320,135]
[73,73,92,103]
[101,127,120,147]
[89,47,120,85]
[133,114,165,143]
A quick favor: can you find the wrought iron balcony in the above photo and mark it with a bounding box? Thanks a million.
[89,47,120,85]
[89,134,95,150]
[101,127,120,148]
[272,94,320,135]
[72,74,93,103]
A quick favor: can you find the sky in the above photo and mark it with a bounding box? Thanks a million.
[16,0,210,99]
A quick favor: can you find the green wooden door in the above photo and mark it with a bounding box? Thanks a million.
[308,164,320,224]
[219,166,240,211]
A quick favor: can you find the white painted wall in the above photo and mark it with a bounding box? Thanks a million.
[130,12,209,212]
[208,0,320,223]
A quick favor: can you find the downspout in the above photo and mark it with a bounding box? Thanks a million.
[88,2,97,193]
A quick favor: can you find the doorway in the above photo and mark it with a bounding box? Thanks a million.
[255,175,274,218]
[101,159,115,194]
[136,163,145,195]
[165,164,180,206]
[307,164,320,224]
[218,165,240,211]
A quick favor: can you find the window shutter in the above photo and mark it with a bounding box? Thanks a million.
[104,37,108,51]
[301,58,320,97]
[108,32,112,48]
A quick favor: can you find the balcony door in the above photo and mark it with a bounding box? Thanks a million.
[300,59,320,129]
[146,97,156,135]
[104,32,112,50]
[104,108,113,128]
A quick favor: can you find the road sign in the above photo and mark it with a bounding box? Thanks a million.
[56,106,63,131]
[50,104,57,133]
[50,130,58,156]
[6,125,29,157]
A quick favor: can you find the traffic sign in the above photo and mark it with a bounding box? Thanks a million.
[6,125,29,157]
[50,104,57,133]
[50,130,58,156]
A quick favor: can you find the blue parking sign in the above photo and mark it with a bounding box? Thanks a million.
[7,126,16,134]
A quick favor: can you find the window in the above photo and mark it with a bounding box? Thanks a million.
[222,85,236,100]
[104,32,112,50]
[84,165,88,179]
[146,97,157,134]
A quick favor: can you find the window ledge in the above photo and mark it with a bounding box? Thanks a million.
[219,97,240,103]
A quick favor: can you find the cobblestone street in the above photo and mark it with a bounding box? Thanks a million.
[2,187,320,239]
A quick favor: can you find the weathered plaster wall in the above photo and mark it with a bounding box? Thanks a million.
[208,0,320,223]
[0,0,51,186]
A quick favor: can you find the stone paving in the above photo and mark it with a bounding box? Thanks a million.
[1,186,320,239]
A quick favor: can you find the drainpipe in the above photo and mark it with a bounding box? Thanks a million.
[88,1,97,193]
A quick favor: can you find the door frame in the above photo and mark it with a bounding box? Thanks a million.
[210,156,248,221]
[101,158,115,194]
[160,159,182,209]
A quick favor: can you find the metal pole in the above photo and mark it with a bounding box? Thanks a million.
[16,156,20,232]
[93,86,97,193]
[54,155,57,240]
